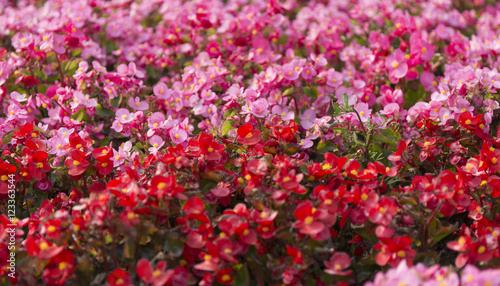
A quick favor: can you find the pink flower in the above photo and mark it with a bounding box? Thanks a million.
[170,126,188,144]
[128,96,149,111]
[299,139,313,149]
[299,109,316,129]
[153,82,170,100]
[385,49,408,79]
[149,135,164,154]
[282,59,302,81]
[250,98,269,118]
[310,53,327,68]
[354,102,371,123]
[271,106,294,121]
[326,69,343,87]
[115,108,134,123]
[117,64,129,76]
[128,62,145,78]
[0,62,11,86]
[439,108,453,125]
[301,65,317,81]
[324,252,352,276]
[451,97,474,114]
[10,91,27,102]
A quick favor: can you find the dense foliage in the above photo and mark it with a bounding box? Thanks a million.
[1,0,500,285]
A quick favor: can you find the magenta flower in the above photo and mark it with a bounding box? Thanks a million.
[301,65,317,81]
[128,96,149,111]
[310,53,327,68]
[385,49,408,79]
[282,59,301,81]
[170,126,188,144]
[148,135,164,154]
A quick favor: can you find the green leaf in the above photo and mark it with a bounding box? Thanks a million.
[231,265,250,286]
[95,104,114,117]
[223,108,237,118]
[403,84,426,109]
[110,97,120,109]
[283,87,294,97]
[123,237,135,259]
[378,127,400,143]
[431,223,458,246]
[2,131,14,144]
[135,143,144,150]
[342,92,349,107]
[71,108,86,122]
[221,120,235,136]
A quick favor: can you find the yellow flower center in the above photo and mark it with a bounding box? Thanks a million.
[304,216,314,224]
[40,242,49,250]
[478,246,486,254]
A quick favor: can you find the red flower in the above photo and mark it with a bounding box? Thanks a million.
[286,246,304,265]
[324,252,352,276]
[0,162,16,199]
[64,150,89,176]
[236,123,261,145]
[343,159,360,180]
[216,268,234,285]
[92,146,112,162]
[108,269,132,286]
[24,235,64,260]
[374,236,415,267]
[273,167,305,193]
[41,219,63,240]
[41,249,76,286]
[292,200,326,236]
[388,140,407,162]
[136,259,173,286]
[458,111,482,130]
[198,133,224,161]
[25,149,50,181]
[149,175,185,199]
[68,132,85,149]
[367,196,398,225]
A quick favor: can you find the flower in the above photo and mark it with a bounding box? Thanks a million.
[149,135,164,154]
[64,149,89,176]
[324,252,352,276]
[128,96,149,111]
[107,269,132,286]
[170,126,188,144]
[385,49,408,79]
[236,123,261,145]
[136,259,173,286]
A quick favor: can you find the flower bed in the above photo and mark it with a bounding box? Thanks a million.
[1,0,500,285]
